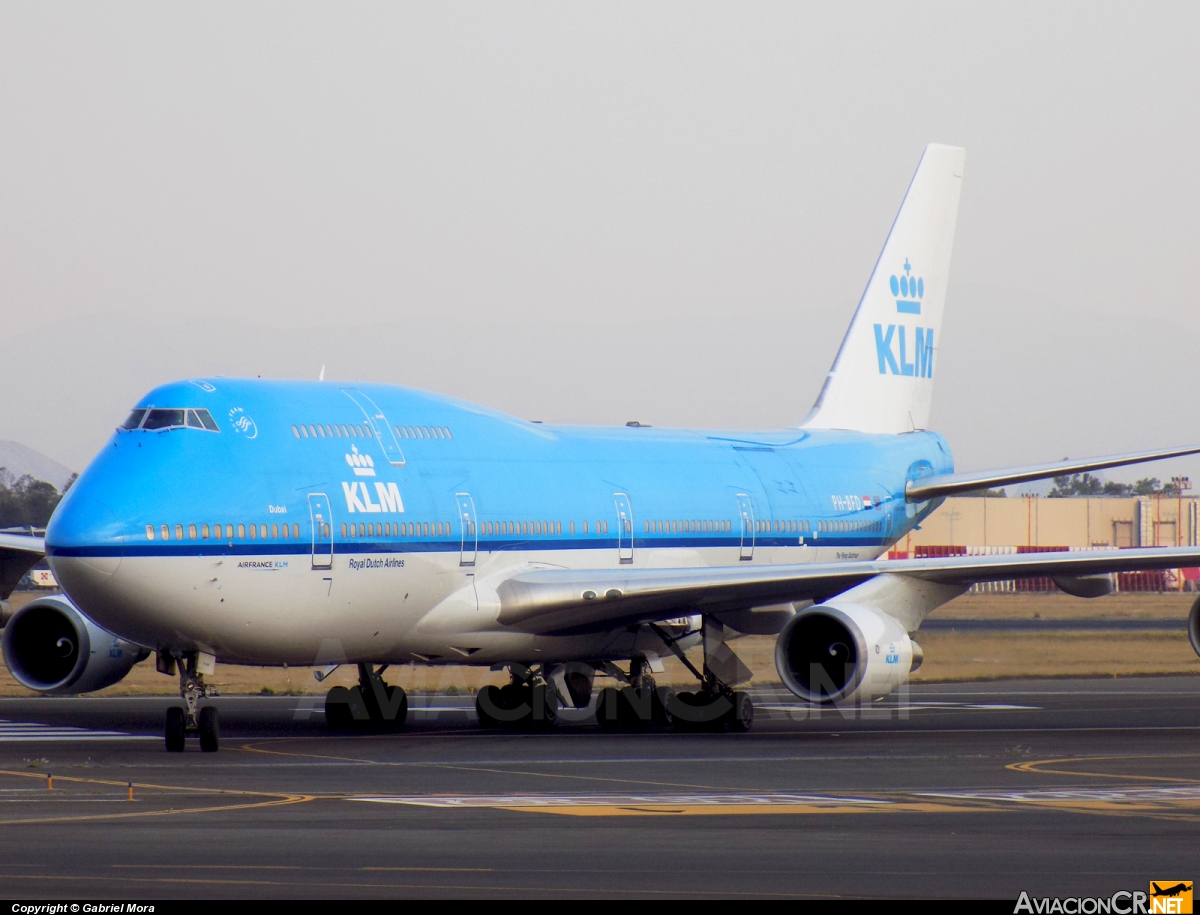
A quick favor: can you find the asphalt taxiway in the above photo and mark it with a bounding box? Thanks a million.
[0,676,1195,899]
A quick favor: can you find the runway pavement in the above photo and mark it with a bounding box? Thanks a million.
[0,676,1195,899]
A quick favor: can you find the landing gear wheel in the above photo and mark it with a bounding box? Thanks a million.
[728,691,753,733]
[383,685,408,729]
[362,683,408,729]
[596,686,621,731]
[198,706,220,751]
[653,687,675,728]
[670,691,733,731]
[472,682,501,725]
[165,706,185,752]
[616,686,655,730]
[531,683,557,729]
[476,685,501,728]
[670,691,698,731]
[324,686,354,729]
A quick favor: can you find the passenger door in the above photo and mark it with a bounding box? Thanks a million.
[456,492,478,566]
[737,493,755,561]
[614,493,634,564]
[308,493,334,570]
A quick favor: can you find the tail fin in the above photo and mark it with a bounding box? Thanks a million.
[802,144,965,434]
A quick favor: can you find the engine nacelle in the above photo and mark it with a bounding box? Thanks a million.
[2,595,148,694]
[1189,594,1200,660]
[775,603,913,704]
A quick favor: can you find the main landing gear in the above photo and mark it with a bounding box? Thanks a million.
[649,620,754,733]
[595,657,674,731]
[591,658,751,732]
[163,652,220,752]
[324,664,409,730]
[475,665,558,729]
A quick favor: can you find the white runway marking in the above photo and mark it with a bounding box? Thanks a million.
[756,702,1040,712]
[0,719,151,741]
[920,786,1200,803]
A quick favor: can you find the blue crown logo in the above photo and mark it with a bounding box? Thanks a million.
[889,259,923,315]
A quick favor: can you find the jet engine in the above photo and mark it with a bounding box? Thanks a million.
[2,595,149,694]
[775,603,914,705]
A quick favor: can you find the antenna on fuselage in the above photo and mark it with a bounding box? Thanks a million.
[318,365,326,381]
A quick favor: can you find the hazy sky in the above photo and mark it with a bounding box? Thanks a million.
[1,2,1198,490]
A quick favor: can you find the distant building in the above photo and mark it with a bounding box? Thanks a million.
[903,495,1199,551]
[895,495,1200,592]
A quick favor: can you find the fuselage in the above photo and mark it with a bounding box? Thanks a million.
[45,378,951,667]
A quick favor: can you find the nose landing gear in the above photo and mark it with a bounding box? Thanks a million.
[162,652,220,752]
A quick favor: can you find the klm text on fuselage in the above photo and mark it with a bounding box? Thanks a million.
[874,324,934,378]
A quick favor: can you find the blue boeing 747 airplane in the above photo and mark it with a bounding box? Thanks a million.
[3,144,1200,751]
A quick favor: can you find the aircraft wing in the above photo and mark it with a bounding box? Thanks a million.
[905,444,1200,502]
[495,546,1200,634]
[0,533,46,601]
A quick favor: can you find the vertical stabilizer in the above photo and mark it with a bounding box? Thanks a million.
[802,144,965,434]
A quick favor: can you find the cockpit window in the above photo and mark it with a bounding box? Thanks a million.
[120,406,221,432]
[143,409,187,430]
[121,409,147,430]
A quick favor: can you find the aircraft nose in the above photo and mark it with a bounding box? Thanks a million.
[45,491,124,585]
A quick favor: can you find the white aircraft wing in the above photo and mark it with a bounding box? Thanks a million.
[905,444,1200,502]
[0,534,46,600]
[495,546,1200,634]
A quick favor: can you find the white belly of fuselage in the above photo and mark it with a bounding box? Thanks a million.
[52,541,882,667]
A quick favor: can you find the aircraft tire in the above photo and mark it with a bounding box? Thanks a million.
[476,685,501,728]
[164,706,185,752]
[653,687,675,728]
[596,686,621,730]
[531,683,557,728]
[616,686,652,730]
[198,706,220,752]
[385,686,408,729]
[727,691,753,733]
[670,691,699,731]
[324,686,354,729]
[362,683,408,729]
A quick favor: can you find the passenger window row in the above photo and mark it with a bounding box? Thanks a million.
[648,521,729,535]
[293,423,374,439]
[647,519,734,534]
[122,408,220,432]
[341,521,450,539]
[145,522,301,541]
[393,425,452,440]
[755,520,812,534]
[817,519,883,534]
[482,520,564,537]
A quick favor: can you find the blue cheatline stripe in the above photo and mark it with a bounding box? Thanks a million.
[48,535,888,560]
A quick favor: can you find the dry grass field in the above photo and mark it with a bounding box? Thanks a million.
[0,590,1195,697]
